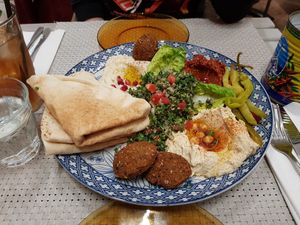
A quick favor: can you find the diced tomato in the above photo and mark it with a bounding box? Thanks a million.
[178,100,186,111]
[151,94,161,105]
[156,91,165,98]
[161,96,170,105]
[117,76,124,85]
[120,85,128,91]
[184,120,193,130]
[151,91,165,105]
[146,83,157,93]
[167,74,176,85]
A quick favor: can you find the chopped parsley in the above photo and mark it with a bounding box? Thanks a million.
[128,71,198,151]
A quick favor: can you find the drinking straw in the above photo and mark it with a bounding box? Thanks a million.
[4,0,12,18]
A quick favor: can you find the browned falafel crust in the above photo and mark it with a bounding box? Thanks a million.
[113,141,158,179]
[145,152,192,189]
[132,34,158,61]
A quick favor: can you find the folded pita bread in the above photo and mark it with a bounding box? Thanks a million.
[41,108,148,155]
[42,136,127,155]
[27,72,151,147]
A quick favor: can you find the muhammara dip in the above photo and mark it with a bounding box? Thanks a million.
[167,106,259,178]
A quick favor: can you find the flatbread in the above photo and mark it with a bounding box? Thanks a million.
[41,108,149,155]
[41,108,73,144]
[41,108,149,143]
[42,136,127,155]
[27,72,151,147]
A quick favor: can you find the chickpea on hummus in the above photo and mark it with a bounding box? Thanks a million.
[166,106,259,178]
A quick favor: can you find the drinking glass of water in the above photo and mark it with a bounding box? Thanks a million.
[0,77,40,167]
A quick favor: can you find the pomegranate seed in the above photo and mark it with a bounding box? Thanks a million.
[120,85,128,91]
[125,79,131,86]
[117,76,124,85]
[111,84,116,88]
[132,81,139,86]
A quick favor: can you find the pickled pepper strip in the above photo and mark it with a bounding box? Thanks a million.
[239,103,257,125]
[225,76,254,108]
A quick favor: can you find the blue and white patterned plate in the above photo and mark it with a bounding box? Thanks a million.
[57,41,273,206]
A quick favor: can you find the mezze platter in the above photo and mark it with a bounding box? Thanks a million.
[56,41,273,206]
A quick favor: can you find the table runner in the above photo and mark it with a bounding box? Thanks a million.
[0,19,295,225]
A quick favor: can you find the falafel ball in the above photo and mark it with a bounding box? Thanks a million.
[132,34,158,61]
[145,152,191,189]
[113,141,158,179]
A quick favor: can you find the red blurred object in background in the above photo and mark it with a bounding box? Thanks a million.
[13,0,73,24]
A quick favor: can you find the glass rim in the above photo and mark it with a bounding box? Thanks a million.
[0,76,29,100]
[0,77,31,126]
[288,10,300,31]
[0,1,16,27]
[112,12,177,20]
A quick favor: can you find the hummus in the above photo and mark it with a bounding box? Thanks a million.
[99,55,149,85]
[166,106,259,178]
